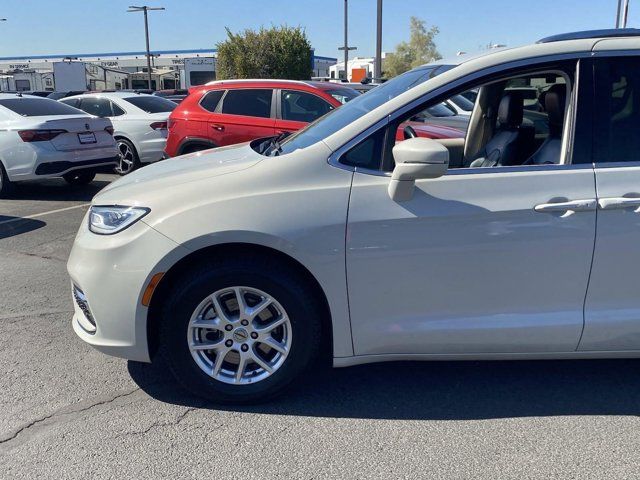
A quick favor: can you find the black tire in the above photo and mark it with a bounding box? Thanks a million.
[181,143,215,155]
[0,162,14,198]
[63,171,96,186]
[158,255,323,404]
[115,138,140,175]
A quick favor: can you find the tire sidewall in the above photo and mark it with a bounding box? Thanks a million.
[160,262,320,403]
[115,138,139,175]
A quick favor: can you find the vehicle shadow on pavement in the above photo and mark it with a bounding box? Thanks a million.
[0,216,46,239]
[7,178,112,202]
[128,357,640,420]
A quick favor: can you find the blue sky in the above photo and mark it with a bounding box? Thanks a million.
[0,0,633,59]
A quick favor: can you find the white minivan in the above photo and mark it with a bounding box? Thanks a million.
[0,94,117,196]
[68,29,640,403]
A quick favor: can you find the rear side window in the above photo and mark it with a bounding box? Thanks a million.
[200,90,224,112]
[122,95,177,113]
[60,98,80,108]
[594,56,640,163]
[78,97,115,117]
[0,97,83,116]
[281,90,333,123]
[221,89,272,118]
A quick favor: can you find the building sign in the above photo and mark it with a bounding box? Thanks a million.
[9,64,29,69]
[100,61,119,68]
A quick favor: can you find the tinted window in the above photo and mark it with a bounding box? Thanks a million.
[78,97,114,117]
[60,98,80,108]
[221,89,272,118]
[0,97,84,116]
[200,90,224,112]
[327,87,360,104]
[594,56,640,163]
[122,95,176,113]
[111,101,126,116]
[340,127,386,170]
[281,90,333,123]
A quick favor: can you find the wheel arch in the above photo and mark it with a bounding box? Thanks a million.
[177,137,217,155]
[114,135,140,157]
[146,242,334,362]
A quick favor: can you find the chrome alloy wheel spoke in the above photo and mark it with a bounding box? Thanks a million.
[187,286,292,385]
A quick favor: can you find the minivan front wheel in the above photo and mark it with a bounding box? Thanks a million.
[159,257,323,404]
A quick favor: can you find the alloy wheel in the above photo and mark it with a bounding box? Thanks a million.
[116,140,135,174]
[187,286,292,385]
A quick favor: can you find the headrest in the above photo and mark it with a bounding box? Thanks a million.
[544,84,567,132]
[497,92,523,128]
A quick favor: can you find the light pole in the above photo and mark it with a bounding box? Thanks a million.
[127,5,165,90]
[374,0,382,82]
[616,0,630,27]
[338,0,356,81]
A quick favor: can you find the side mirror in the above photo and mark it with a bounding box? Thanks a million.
[388,138,449,202]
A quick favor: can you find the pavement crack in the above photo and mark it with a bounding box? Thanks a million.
[116,404,204,438]
[0,387,141,447]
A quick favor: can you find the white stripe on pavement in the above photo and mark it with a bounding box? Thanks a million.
[0,203,90,226]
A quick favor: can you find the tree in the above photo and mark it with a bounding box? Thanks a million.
[384,17,442,78]
[216,25,313,80]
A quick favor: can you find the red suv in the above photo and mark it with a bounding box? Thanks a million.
[165,80,360,156]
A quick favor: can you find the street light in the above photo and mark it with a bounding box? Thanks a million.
[338,0,356,81]
[127,5,165,90]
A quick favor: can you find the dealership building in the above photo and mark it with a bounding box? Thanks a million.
[0,48,338,90]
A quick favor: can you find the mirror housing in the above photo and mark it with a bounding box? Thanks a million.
[388,138,449,201]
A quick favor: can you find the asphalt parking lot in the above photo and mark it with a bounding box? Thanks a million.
[2,175,640,479]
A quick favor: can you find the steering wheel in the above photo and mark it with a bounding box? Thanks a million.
[403,125,418,139]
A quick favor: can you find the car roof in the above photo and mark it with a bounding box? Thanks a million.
[0,93,50,100]
[202,79,356,91]
[61,91,154,100]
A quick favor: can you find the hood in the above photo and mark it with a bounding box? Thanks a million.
[95,142,263,205]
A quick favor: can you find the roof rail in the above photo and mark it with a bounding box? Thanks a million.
[204,78,310,87]
[537,28,640,44]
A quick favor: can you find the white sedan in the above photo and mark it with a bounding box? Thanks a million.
[68,29,640,404]
[60,92,176,175]
[0,94,117,197]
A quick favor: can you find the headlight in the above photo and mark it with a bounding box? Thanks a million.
[89,206,150,235]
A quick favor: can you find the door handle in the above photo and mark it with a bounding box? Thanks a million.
[534,199,597,213]
[598,197,640,210]
[210,124,225,132]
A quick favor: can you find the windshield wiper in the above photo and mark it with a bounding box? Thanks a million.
[266,131,291,156]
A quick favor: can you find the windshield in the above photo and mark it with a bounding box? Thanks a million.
[268,65,454,156]
[449,94,475,111]
[122,95,177,113]
[328,88,360,104]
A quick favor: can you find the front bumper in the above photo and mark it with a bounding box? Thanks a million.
[67,213,188,362]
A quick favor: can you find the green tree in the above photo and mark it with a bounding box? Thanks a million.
[216,25,313,80]
[384,17,442,78]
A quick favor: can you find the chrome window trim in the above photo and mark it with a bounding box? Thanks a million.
[444,163,593,176]
[593,161,640,169]
[591,49,640,58]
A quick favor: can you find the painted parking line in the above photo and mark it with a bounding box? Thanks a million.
[0,203,90,226]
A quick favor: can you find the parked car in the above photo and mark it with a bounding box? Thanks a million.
[26,91,55,98]
[68,29,640,404]
[164,80,360,157]
[0,94,117,196]
[60,92,176,175]
[47,91,86,100]
[153,89,189,104]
